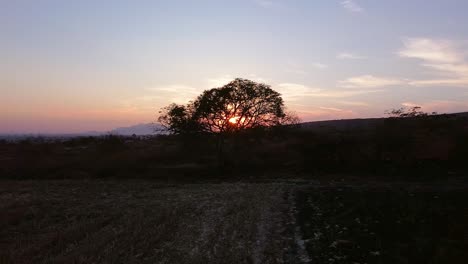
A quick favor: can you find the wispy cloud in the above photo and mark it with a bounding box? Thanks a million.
[399,38,468,87]
[338,75,404,88]
[319,106,347,112]
[276,83,320,100]
[337,52,366,60]
[146,85,198,93]
[335,100,370,107]
[408,78,468,87]
[341,0,364,13]
[207,75,236,88]
[398,38,462,64]
[276,82,382,101]
[206,74,268,87]
[307,89,382,98]
[401,100,468,114]
[145,84,202,104]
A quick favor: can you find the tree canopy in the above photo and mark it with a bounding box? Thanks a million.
[158,78,298,134]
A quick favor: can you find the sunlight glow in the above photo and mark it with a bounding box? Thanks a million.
[229,116,239,124]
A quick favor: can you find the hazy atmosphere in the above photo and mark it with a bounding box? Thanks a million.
[2,0,468,133]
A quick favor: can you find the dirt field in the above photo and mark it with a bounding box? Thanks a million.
[294,181,468,264]
[1,179,467,264]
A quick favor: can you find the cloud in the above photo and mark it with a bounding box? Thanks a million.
[401,100,468,114]
[335,100,370,107]
[399,38,468,87]
[206,74,268,87]
[307,89,382,98]
[337,52,366,60]
[246,74,269,84]
[338,75,404,88]
[207,75,235,88]
[319,106,346,112]
[276,83,320,100]
[276,82,382,101]
[145,84,202,104]
[341,0,364,13]
[398,38,462,64]
[147,85,198,93]
[408,78,468,87]
[421,63,468,76]
[286,62,327,74]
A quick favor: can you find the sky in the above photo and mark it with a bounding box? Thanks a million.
[2,0,468,133]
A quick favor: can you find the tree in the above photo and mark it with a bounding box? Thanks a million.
[157,103,199,134]
[158,78,298,134]
[385,106,436,118]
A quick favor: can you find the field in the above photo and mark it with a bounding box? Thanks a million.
[1,178,467,264]
[295,180,468,263]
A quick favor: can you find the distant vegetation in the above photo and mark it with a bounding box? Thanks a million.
[1,110,467,180]
[385,106,437,118]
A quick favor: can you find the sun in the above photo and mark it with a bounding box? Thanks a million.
[228,116,247,126]
[228,116,239,124]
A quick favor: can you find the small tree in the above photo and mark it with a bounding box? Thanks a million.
[158,103,197,134]
[385,106,436,118]
[158,78,298,134]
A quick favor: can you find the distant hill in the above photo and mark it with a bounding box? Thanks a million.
[300,112,468,131]
[301,117,385,131]
[0,124,164,141]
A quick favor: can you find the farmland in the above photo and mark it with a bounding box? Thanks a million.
[1,179,466,263]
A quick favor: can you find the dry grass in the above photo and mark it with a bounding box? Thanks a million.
[0,181,291,264]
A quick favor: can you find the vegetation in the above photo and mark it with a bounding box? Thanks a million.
[385,106,437,118]
[1,112,467,180]
[158,78,298,134]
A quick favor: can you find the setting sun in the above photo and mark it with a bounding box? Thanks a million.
[228,116,239,124]
[228,116,247,126]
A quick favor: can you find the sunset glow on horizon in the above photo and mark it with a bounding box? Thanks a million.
[2,0,468,133]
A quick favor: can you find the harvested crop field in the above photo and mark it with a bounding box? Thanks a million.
[1,179,467,263]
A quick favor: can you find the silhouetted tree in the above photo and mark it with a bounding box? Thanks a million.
[385,106,436,118]
[158,78,298,134]
[158,103,200,134]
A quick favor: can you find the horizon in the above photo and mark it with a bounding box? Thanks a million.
[3,0,468,133]
[3,110,468,136]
